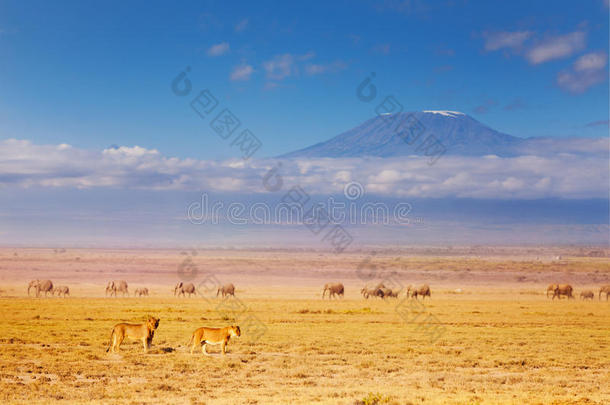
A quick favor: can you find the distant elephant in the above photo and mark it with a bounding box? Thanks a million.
[580,290,594,300]
[599,285,610,301]
[552,284,574,300]
[28,280,54,297]
[216,283,235,298]
[384,288,400,298]
[175,282,196,297]
[106,280,128,297]
[546,284,558,298]
[411,284,431,300]
[361,287,381,299]
[53,286,70,298]
[134,288,149,297]
[322,282,344,299]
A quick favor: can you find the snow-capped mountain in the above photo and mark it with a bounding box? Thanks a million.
[279,111,604,158]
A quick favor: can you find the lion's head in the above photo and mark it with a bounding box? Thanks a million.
[147,316,160,331]
[230,325,241,337]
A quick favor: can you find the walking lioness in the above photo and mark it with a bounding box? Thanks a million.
[188,325,241,355]
[106,316,160,353]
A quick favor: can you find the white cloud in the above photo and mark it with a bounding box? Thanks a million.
[526,31,586,64]
[305,60,348,75]
[230,64,254,81]
[483,31,532,51]
[235,18,248,32]
[573,51,607,71]
[263,54,295,80]
[207,42,230,57]
[557,70,606,94]
[557,51,607,94]
[0,138,607,199]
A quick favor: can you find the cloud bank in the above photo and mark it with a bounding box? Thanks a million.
[0,138,607,199]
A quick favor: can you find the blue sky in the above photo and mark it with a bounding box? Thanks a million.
[0,0,608,247]
[0,0,608,160]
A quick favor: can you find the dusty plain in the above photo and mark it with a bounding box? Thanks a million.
[0,247,609,404]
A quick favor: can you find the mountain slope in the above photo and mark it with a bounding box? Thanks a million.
[280,111,526,158]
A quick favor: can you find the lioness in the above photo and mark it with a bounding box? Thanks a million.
[188,325,240,355]
[106,316,160,353]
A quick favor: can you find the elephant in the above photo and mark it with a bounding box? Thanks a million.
[322,282,344,299]
[552,284,574,300]
[216,283,235,298]
[361,287,382,299]
[383,288,400,298]
[53,286,70,298]
[134,288,149,297]
[546,284,559,298]
[580,290,594,300]
[360,284,384,299]
[106,280,129,297]
[599,285,610,301]
[28,280,54,297]
[411,284,431,300]
[175,282,196,297]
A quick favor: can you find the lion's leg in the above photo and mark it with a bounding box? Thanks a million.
[116,334,124,351]
[111,333,119,352]
[221,340,227,355]
[142,337,148,352]
[202,342,211,356]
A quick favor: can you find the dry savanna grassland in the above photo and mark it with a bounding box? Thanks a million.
[0,248,609,404]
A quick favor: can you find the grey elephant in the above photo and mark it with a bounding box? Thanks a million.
[599,285,610,301]
[28,279,54,298]
[174,282,196,297]
[216,283,235,298]
[552,284,574,300]
[322,282,344,299]
[411,284,431,300]
[580,290,594,300]
[53,285,70,298]
[106,280,129,297]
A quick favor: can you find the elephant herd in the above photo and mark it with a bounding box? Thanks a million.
[26,279,237,299]
[173,282,235,298]
[322,282,431,300]
[27,279,69,298]
[545,284,610,301]
[24,279,610,302]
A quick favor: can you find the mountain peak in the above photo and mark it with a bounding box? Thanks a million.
[422,110,465,117]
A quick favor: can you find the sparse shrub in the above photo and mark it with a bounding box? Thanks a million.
[354,392,393,405]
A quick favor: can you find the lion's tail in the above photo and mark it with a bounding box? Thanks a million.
[106,328,115,352]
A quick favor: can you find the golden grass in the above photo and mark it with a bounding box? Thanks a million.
[1,292,609,404]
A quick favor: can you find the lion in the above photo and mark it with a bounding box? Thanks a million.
[187,325,241,355]
[106,316,160,353]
